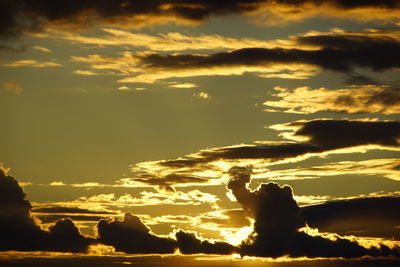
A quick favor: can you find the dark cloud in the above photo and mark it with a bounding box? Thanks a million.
[290,119,400,148]
[302,197,400,240]
[175,230,237,255]
[97,213,177,254]
[154,119,400,171]
[131,173,208,192]
[0,0,264,39]
[2,0,400,39]
[0,164,95,252]
[226,167,400,258]
[138,39,400,74]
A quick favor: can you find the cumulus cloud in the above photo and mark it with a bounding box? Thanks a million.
[226,166,400,258]
[0,164,95,252]
[264,86,400,115]
[97,213,177,254]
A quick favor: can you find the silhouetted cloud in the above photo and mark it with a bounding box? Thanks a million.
[97,213,177,254]
[2,0,400,39]
[175,230,237,255]
[302,197,400,240]
[0,164,95,252]
[226,166,400,258]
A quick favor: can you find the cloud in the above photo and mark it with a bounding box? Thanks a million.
[193,92,210,99]
[71,33,400,84]
[268,158,400,181]
[169,82,197,88]
[0,164,95,252]
[72,51,317,84]
[175,230,237,255]
[32,46,51,53]
[73,69,98,76]
[127,119,400,188]
[2,1,400,39]
[226,166,400,258]
[264,86,400,115]
[97,213,177,254]
[3,59,61,67]
[50,28,295,52]
[302,197,400,240]
[3,80,23,94]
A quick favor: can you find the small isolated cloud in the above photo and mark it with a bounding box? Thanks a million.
[169,82,197,88]
[193,92,209,99]
[73,69,97,76]
[264,85,400,115]
[32,46,51,53]
[4,59,61,67]
[3,80,23,94]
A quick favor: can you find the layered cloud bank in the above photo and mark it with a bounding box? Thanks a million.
[1,162,399,258]
[2,0,400,39]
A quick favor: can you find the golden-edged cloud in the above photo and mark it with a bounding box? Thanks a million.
[264,85,400,115]
[4,59,61,67]
[50,28,294,51]
[268,158,400,181]
[69,28,400,84]
[121,119,400,190]
[2,0,400,39]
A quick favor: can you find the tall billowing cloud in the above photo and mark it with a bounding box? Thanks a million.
[226,166,400,258]
[0,164,95,252]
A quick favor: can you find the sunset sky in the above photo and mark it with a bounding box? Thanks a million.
[1,1,400,266]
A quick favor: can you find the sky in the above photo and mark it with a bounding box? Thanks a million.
[0,0,400,266]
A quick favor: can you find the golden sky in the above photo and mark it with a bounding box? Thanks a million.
[0,0,400,266]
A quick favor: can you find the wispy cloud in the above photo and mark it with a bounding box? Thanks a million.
[4,59,61,67]
[264,85,400,115]
[32,46,51,53]
[3,80,23,94]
